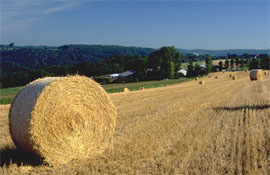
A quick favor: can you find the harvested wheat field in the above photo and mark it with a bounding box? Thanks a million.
[1,71,270,174]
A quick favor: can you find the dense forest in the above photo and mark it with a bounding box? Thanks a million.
[0,44,154,73]
[177,48,270,57]
[1,44,269,88]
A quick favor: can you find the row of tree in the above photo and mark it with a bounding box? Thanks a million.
[0,47,182,87]
[218,56,269,70]
[1,46,269,88]
[0,44,154,72]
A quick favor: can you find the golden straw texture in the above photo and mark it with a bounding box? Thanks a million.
[199,80,205,85]
[249,69,263,81]
[232,75,237,80]
[123,88,129,92]
[9,75,116,166]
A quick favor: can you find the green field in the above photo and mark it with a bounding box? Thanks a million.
[0,78,192,104]
[181,61,204,69]
[0,86,24,104]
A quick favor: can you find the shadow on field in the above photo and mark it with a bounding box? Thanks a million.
[0,148,43,167]
[214,105,270,111]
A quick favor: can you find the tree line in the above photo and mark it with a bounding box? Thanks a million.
[1,45,269,88]
[0,44,154,73]
[1,46,182,87]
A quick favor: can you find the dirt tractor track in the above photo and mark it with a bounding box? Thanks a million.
[0,71,270,174]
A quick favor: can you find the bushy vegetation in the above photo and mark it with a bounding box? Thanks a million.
[1,44,269,88]
[0,44,154,72]
[1,46,183,88]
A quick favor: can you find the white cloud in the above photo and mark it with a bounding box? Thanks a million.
[1,0,82,41]
[41,1,79,15]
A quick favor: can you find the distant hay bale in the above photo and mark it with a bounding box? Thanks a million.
[215,76,218,79]
[199,80,205,85]
[229,74,232,77]
[232,75,237,80]
[9,75,116,166]
[140,87,144,90]
[195,77,199,80]
[208,75,211,78]
[123,88,129,92]
[245,70,248,72]
[264,72,267,75]
[249,69,263,81]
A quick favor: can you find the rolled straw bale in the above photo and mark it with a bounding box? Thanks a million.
[208,75,211,78]
[199,80,205,85]
[232,75,237,80]
[264,72,267,75]
[123,88,129,92]
[195,77,199,80]
[215,76,218,79]
[9,75,116,166]
[229,74,232,77]
[249,69,263,81]
[140,87,144,90]
[245,70,248,72]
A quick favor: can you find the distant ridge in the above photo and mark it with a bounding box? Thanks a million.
[1,44,269,74]
[0,44,154,73]
[176,48,270,56]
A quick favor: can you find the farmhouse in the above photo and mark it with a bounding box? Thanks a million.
[200,64,207,70]
[119,70,136,78]
[177,69,187,76]
[109,73,120,79]
[109,70,136,80]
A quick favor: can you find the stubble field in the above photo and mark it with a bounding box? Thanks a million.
[0,71,270,174]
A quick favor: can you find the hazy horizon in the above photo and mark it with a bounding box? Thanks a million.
[1,43,269,51]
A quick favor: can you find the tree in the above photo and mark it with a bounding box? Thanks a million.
[148,46,182,79]
[249,58,260,69]
[205,55,213,73]
[260,54,270,69]
[130,57,147,74]
[246,57,250,68]
[230,59,235,69]
[225,59,229,69]
[218,61,223,71]
[148,51,163,72]
[235,57,240,68]
[240,57,244,68]
[9,42,14,48]
[168,61,175,79]
[187,59,194,77]
[194,63,202,76]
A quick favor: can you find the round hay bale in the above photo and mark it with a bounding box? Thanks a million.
[195,77,199,80]
[264,72,267,75]
[229,74,232,77]
[9,76,116,166]
[215,76,218,79]
[245,70,248,72]
[232,75,237,80]
[140,87,144,90]
[208,75,211,78]
[123,88,129,92]
[199,80,205,85]
[249,69,263,81]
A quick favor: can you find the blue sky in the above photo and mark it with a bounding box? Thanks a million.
[1,0,269,49]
